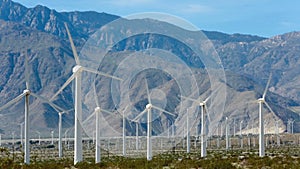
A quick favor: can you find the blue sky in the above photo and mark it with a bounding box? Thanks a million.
[13,0,300,37]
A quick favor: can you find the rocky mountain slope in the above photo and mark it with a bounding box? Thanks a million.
[0,0,299,137]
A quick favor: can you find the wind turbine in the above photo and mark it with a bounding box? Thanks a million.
[12,131,15,146]
[291,119,295,134]
[64,128,71,146]
[225,117,229,150]
[180,95,212,157]
[275,119,280,146]
[256,73,274,157]
[240,120,243,148]
[51,130,54,145]
[133,78,176,161]
[216,122,221,148]
[122,107,128,157]
[20,122,24,146]
[92,84,117,163]
[0,52,65,164]
[135,122,139,150]
[186,108,191,153]
[35,131,41,145]
[287,118,294,134]
[233,118,236,137]
[58,109,73,158]
[50,23,122,164]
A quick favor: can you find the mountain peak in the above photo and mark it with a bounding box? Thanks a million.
[0,0,119,38]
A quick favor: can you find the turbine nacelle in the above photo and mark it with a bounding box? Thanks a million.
[95,107,101,112]
[258,98,265,103]
[146,103,152,110]
[23,89,31,95]
[72,65,83,73]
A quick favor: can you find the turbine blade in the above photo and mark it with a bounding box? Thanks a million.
[0,93,26,112]
[133,109,147,122]
[180,95,198,102]
[263,73,272,99]
[64,22,80,65]
[246,100,259,104]
[101,108,115,115]
[204,105,211,122]
[31,93,66,112]
[117,105,129,117]
[152,105,176,117]
[50,73,76,101]
[123,106,129,116]
[145,78,151,104]
[264,101,277,118]
[83,67,122,81]
[93,82,100,107]
[24,51,30,90]
[204,95,211,104]
[62,108,74,114]
[83,112,95,125]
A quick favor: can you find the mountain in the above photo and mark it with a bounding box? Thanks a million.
[0,0,299,136]
[0,0,119,38]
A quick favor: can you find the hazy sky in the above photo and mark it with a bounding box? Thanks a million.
[13,0,300,37]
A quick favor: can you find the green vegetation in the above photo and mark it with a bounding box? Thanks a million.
[1,146,300,169]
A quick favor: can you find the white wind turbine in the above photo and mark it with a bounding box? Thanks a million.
[225,117,229,150]
[133,78,176,161]
[92,84,118,163]
[58,109,73,158]
[275,119,280,146]
[122,106,129,157]
[256,73,275,157]
[240,120,243,148]
[35,131,41,145]
[186,108,191,153]
[50,23,122,164]
[0,52,65,164]
[20,122,24,146]
[135,122,139,150]
[107,104,129,156]
[180,95,212,157]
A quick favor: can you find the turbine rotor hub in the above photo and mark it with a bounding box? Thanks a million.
[95,107,101,112]
[72,65,83,73]
[258,98,264,102]
[23,89,31,95]
[146,104,152,110]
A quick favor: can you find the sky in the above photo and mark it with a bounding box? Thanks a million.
[12,0,300,37]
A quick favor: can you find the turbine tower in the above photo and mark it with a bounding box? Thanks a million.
[50,23,122,164]
[133,79,176,161]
